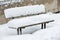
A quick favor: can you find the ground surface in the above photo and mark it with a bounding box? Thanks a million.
[0,12,60,40]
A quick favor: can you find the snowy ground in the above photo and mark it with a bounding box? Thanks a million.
[0,12,60,40]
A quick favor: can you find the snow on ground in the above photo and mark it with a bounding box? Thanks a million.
[33,25,60,40]
[2,34,36,40]
[1,24,60,40]
[4,4,45,18]
[0,23,41,36]
[0,23,41,40]
[0,12,60,40]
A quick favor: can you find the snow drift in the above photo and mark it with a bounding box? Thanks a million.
[33,25,60,40]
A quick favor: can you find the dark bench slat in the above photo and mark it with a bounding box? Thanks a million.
[20,20,54,28]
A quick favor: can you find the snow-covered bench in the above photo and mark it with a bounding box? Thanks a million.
[4,4,54,35]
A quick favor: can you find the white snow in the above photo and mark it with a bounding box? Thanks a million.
[2,34,36,40]
[0,0,4,1]
[1,12,60,40]
[0,0,24,5]
[7,13,53,28]
[0,24,41,40]
[4,4,45,18]
[0,23,41,36]
[33,25,60,40]
[0,12,60,40]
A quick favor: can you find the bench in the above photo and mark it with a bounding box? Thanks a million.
[7,14,54,35]
[4,4,54,35]
[8,20,54,35]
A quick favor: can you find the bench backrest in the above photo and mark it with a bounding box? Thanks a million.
[4,4,45,18]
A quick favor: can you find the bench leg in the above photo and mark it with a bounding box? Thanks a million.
[19,28,22,35]
[41,23,44,29]
[44,23,46,29]
[17,28,19,35]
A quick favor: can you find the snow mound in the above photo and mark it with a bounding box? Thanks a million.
[33,26,60,40]
[2,34,36,40]
[4,4,45,18]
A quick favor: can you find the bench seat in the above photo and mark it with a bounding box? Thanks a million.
[7,14,54,29]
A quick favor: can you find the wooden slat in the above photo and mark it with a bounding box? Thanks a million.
[20,20,54,28]
[10,12,46,19]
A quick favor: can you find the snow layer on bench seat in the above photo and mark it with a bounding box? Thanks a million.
[7,14,54,28]
[4,4,45,18]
